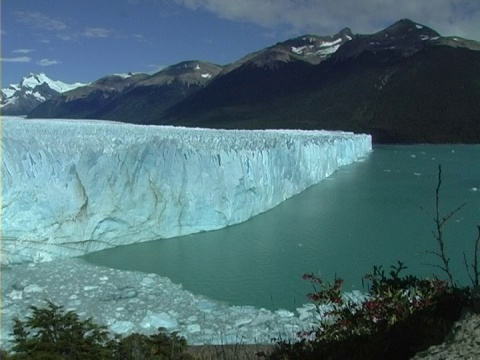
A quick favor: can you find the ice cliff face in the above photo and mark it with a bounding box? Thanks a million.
[2,118,371,264]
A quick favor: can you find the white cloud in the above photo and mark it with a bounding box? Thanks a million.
[37,58,62,66]
[57,34,76,41]
[134,34,147,41]
[15,11,67,31]
[175,0,480,41]
[12,49,35,54]
[83,27,113,38]
[1,56,32,63]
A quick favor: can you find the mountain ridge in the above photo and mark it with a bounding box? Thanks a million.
[25,19,480,143]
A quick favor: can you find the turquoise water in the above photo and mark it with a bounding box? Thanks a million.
[83,145,480,311]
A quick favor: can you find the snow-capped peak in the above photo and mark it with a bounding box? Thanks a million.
[18,73,86,93]
[1,73,87,115]
[112,72,139,79]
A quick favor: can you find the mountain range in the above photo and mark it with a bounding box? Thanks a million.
[12,19,480,143]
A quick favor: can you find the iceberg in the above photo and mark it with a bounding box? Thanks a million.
[1,118,371,264]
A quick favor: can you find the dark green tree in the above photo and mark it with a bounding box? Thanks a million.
[10,300,111,360]
[112,329,193,360]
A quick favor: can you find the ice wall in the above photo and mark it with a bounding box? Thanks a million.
[2,118,371,264]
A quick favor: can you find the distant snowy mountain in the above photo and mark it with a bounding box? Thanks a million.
[1,73,86,115]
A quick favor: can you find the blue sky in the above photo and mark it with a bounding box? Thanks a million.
[2,0,480,86]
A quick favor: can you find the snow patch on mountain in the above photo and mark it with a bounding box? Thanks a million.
[286,32,352,62]
[315,44,341,56]
[112,72,140,79]
[319,38,343,48]
[292,45,308,54]
[2,87,18,98]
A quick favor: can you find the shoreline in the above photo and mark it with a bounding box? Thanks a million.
[3,258,479,358]
[1,257,327,349]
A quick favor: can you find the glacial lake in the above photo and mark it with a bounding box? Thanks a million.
[83,145,480,311]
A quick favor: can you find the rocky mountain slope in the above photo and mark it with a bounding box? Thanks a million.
[28,62,222,123]
[28,19,480,143]
[90,61,223,124]
[160,19,480,143]
[1,73,85,115]
[27,72,150,119]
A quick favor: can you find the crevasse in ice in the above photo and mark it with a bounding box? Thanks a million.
[1,118,372,264]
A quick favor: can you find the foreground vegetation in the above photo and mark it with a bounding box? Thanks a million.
[262,265,472,359]
[2,166,478,359]
[262,165,479,359]
[0,300,194,359]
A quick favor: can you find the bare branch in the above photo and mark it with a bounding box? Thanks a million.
[425,164,456,286]
[421,262,449,274]
[439,202,467,228]
[463,251,475,285]
[474,225,480,287]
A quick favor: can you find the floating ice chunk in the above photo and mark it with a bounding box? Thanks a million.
[275,309,294,318]
[141,311,179,330]
[141,277,156,286]
[83,286,98,291]
[110,321,135,334]
[186,324,201,333]
[6,290,23,300]
[24,284,43,293]
[196,300,216,312]
[250,312,275,326]
[234,318,253,327]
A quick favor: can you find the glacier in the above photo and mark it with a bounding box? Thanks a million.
[1,117,371,264]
